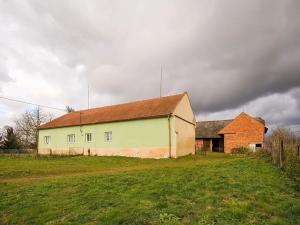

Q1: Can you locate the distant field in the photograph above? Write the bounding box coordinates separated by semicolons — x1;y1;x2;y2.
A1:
0;153;299;225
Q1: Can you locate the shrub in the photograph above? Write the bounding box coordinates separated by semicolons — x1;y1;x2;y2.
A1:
231;147;250;155
255;148;272;158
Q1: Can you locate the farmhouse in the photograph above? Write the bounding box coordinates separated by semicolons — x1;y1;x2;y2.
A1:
38;92;196;158
196;112;268;153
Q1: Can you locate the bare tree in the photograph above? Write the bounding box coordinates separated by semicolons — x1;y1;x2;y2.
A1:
268;127;296;148
14;107;53;149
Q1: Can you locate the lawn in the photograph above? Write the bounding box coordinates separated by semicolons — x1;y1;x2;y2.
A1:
0;153;299;225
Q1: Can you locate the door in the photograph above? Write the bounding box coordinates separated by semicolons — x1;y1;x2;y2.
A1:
203;139;210;151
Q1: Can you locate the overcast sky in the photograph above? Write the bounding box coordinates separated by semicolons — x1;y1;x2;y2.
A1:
0;0;299;132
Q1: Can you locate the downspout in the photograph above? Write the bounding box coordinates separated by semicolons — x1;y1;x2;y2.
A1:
168;114;172;158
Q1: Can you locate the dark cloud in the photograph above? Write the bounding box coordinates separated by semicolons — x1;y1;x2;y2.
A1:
0;0;299;129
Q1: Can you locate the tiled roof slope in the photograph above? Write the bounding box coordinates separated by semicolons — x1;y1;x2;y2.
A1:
39;93;185;129
196;117;265;139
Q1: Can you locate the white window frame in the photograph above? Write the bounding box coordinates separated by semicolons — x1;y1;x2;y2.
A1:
104;131;112;142
85;133;92;143
67;134;75;143
44;136;51;145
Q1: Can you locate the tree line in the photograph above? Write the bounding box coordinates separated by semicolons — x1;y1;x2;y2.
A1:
0;106;75;151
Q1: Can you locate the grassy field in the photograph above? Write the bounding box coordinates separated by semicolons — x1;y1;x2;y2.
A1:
0;153;299;225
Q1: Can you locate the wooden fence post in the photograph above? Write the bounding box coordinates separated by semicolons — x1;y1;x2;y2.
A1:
297;145;299;159
279;140;284;168
271;145;275;165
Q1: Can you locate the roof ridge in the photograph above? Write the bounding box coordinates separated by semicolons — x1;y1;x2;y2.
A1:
197;117;264;124
197;119;233;123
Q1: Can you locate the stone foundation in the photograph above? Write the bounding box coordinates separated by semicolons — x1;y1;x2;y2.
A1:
38;147;175;158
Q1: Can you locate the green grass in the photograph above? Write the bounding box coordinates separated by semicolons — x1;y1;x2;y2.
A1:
0;153;299;225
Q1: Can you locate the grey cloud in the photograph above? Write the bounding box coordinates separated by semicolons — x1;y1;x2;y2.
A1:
0;64;11;83
0;0;300;128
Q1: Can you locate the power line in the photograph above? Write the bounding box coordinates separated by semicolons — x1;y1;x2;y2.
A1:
0;96;65;111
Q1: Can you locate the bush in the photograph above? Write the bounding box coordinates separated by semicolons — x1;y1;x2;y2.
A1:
255;148;272;158
231;147;250;155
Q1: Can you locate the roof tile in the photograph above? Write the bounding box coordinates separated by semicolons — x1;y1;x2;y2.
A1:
40;93;185;129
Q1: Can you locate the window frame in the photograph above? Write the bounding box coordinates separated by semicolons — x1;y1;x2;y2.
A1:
67;134;75;143
104;131;112;142
85;133;92;143
44;136;51;145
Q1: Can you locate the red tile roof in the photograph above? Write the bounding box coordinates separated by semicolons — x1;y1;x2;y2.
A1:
39;93;185;129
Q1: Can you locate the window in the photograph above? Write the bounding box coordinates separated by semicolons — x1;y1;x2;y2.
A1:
104;131;112;142
44;136;51;144
85;133;92;142
67;134;75;143
256;143;262;148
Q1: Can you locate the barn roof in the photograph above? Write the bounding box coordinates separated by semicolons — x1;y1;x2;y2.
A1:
196;117;265;139
39;93;186;129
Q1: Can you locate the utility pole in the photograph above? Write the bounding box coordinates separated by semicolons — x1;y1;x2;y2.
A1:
36;105;40;151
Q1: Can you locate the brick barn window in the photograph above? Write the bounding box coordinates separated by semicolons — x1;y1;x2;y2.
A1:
44;136;51;144
104;131;112;142
67;134;75;143
85;133;92;142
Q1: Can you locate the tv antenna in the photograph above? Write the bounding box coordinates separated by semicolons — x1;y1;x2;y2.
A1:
160;65;163;97
88;84;90;109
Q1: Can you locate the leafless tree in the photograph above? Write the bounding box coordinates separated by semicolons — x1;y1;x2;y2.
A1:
268;127;296;147
14;107;53;149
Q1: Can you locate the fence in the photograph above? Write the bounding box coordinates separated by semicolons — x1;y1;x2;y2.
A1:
263;140;300;190
269;140;300;168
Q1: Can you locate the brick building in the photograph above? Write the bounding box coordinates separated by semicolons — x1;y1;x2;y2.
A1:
195;112;268;153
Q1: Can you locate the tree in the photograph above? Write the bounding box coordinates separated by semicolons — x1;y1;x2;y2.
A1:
66;105;75;113
14;107;53;149
0;126;21;150
268;127;296;147
0;127;4;149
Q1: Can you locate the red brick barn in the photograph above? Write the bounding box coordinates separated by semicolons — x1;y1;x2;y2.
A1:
196;112;268;153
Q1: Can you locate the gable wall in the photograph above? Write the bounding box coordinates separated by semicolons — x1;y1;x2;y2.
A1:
173;94;196;157
220;113;265;153
173;94;195;124
175;117;195;157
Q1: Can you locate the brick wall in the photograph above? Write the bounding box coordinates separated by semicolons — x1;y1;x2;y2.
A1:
196;139;213;151
219;113;265;153
196;139;203;149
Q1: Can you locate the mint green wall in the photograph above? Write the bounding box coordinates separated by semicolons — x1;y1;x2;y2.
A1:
38;116;176;149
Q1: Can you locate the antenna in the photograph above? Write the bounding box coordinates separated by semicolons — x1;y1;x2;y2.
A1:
88;84;90;109
160;65;163;97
